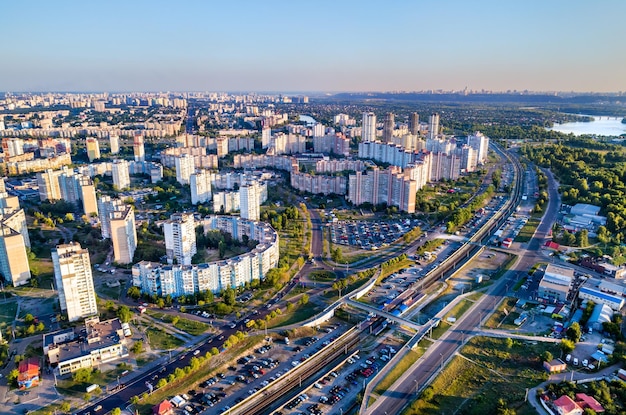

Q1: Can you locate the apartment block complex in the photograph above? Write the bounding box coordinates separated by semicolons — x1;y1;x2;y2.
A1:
133;216;279;298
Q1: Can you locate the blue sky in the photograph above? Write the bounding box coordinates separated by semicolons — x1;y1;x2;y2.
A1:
1;0;624;92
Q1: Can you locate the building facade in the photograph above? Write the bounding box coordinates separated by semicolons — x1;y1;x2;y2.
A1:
52;243;98;322
163;213;197;266
110;205;137;264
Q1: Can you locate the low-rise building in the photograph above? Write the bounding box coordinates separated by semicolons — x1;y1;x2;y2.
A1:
538;264;574;303
45;317;128;376
18;358;40;389
578;277;625;311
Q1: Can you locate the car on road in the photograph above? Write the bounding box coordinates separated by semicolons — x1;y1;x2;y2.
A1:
94;405;103;412
573;357;579;366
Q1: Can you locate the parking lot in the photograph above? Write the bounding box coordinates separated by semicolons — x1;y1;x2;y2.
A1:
330;219;421;250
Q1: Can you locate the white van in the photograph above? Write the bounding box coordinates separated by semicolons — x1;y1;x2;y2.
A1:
573;357;579;366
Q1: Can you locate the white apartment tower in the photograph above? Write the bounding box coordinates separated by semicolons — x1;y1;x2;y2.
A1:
37;169;62;201
175;154;195;185
428;113;440;140
111;159;130;190
52;242;98;322
109;134;120;155
110;205;137;264
98;196;123;239
362;112;377;142
467;132;490;164
133;134;145;162
240;182;261;221
190;169;213;205
163;213;197;265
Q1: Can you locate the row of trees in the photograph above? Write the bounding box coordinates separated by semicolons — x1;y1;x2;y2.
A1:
446;185;495;233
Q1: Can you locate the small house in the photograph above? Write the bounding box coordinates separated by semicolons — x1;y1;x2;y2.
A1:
543;358;567;373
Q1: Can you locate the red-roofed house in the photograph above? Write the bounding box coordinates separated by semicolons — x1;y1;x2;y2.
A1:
545;241;560;250
575;393;604;413
17;358;40;389
152;399;173;415
553;395;583;415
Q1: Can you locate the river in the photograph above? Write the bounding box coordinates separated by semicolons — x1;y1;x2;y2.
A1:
546;115;626;137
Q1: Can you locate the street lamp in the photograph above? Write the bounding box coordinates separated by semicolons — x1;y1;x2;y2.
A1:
439;353;444;370
413;379;419;394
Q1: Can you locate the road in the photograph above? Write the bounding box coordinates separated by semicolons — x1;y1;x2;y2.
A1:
364;156;560;415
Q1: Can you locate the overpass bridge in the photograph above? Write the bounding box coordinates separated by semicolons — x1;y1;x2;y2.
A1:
344;299;422;331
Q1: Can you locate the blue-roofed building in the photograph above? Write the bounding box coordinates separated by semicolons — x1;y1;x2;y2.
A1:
578;277;626;311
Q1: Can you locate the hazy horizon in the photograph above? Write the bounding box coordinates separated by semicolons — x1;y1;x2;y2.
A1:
2;0;624;93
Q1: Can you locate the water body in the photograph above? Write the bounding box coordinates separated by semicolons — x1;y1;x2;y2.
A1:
547;115;626;137
299;115;317;125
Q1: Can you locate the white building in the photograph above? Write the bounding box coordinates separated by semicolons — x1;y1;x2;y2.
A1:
362;112;377;142
163;213;197;266
175;154;195;185
110;205;137;264
133;216;279;297
428;113;440;140
467;132;489;164
240;182;261;221
111;159;130;190
52;242;98;322
190;169;213;205
109;134;120;155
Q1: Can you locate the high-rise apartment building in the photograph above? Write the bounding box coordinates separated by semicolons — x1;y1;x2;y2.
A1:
109;134;120;155
98;196;123;239
111;159;130;190
175;154;195;185
347;166;419;213
467;132;490;164
240;182;261;221
190;169;213;205
428;113;440;140
86;138;100;162
110;205;137;264
163;213;196;265
383;113;395;143
78;176;98;216
409;112;420;135
133;134;145;162
362;112;377;142
52;243;98;322
0;208;31;287
37;169;62;201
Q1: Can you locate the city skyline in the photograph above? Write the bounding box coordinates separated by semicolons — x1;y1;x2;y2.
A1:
1;0;625;93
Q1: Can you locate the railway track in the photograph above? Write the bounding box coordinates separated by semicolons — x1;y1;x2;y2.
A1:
227;328;361;415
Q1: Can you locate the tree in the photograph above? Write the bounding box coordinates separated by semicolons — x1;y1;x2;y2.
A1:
156;378;167;389
72;368;93;383
127;286;141;300
222;288;236;306
566;322;582;343
560;339;575;354
299;293;309;305
111;408;121;415
156;298;165;308
541;351;553;363
60;401;71;413
130;340;144;354
117;305;133;323
130;395;140;405
24;314;35;325
421;386;435;401
83;393;92;402
7;369;19;385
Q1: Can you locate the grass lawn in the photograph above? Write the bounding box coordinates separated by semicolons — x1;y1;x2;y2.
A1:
466;292;484;302
373;350;420;395
308;270;336;282
484;297;519;329
56;363;132;397
402;336;553;415
514;218;541;242
443;299;473;323
146;327;184;350
267;302;323;328
0;301;17;331
174;318;208;336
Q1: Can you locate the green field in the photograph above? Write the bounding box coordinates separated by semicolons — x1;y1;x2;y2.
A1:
174;318;209;336
267;302;323;328
402;336;553;415
146;327;184;350
373;349;421;395
514;218;541;242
